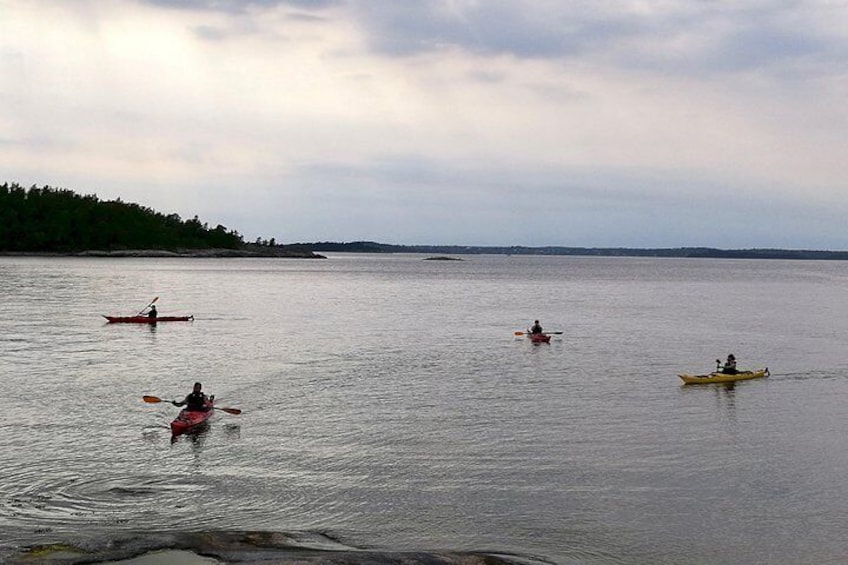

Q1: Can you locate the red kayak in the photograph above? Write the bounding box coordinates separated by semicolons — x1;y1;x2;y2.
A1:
529;333;551;343
170;401;214;436
103;315;194;324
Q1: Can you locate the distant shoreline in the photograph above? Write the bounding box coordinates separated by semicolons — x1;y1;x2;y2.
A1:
302;241;848;260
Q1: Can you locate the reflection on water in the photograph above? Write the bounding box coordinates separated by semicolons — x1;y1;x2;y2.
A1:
170;423;210;446
141;429;164;442
222;423;241;440
713;382;738;431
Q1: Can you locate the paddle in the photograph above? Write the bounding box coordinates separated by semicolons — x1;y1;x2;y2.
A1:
714;359;742;375
142;395;242;415
136;296;159;316
514;330;563;336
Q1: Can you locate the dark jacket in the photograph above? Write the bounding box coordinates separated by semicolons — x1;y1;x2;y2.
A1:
176;391;209;411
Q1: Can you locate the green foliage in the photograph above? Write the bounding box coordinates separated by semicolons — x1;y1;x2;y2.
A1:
0;183;244;252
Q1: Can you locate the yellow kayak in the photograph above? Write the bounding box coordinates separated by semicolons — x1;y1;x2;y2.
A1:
678;368;769;385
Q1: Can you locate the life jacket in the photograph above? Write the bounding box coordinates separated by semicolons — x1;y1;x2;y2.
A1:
185;391;208;411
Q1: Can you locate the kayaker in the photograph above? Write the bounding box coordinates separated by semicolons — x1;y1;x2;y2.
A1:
719;354;738;374
173;382;211;411
530;320;543;334
147;304;158;319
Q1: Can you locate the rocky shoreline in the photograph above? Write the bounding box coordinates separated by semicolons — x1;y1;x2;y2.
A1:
0;247;325;259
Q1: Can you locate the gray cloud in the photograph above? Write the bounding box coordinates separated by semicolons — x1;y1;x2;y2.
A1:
136;1;848;77
138;0;339;12
346;1;845;80
349;2;638;58
701;25;826;72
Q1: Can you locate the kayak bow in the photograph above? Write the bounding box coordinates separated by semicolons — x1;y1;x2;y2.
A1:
170;401;214;435
529;333;551;343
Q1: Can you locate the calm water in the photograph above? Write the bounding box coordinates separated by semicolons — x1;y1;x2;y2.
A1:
2;254;848;564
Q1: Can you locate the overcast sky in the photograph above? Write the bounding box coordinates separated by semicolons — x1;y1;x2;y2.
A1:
3;1;848;248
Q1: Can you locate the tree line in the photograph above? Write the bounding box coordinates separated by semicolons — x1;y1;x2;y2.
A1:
304;240;848;260
0;183;244;252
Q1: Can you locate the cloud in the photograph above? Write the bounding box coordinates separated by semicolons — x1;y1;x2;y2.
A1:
348;1;630;58
348;1;847;79
138;0;340;14
3;0;848;248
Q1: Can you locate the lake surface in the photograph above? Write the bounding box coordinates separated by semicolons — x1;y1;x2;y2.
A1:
2;254;848;564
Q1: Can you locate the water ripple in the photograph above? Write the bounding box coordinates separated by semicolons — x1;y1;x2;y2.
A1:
5;256;848;565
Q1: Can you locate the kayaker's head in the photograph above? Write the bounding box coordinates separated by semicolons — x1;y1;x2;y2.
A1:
728;354;735;360
193;382;202;392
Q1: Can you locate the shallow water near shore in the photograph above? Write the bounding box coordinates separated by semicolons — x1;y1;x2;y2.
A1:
3;254;848;564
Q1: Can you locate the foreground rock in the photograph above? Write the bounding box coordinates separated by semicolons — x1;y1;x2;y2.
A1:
7;530;545;565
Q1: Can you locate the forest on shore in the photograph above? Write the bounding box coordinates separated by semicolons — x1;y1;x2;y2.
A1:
0;183;319;257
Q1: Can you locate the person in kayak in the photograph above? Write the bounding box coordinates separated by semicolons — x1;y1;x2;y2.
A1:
147;304;158;319
530;320;544;334
718;354;738;374
173;382;212;411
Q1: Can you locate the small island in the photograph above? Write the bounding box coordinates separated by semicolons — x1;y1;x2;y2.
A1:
424;256;463;261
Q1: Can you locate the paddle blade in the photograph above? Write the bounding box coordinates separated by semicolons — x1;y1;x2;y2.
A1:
218;407;242;415
142;395;163;403
514;331;525;336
